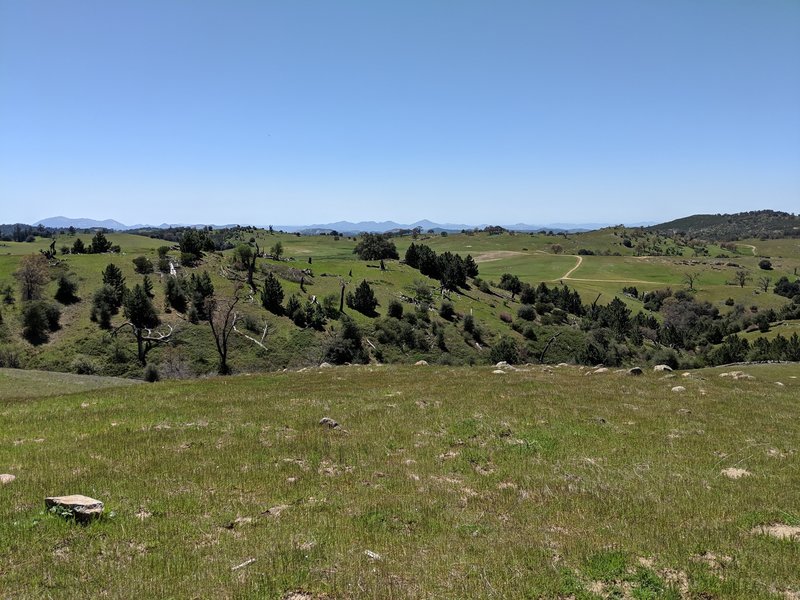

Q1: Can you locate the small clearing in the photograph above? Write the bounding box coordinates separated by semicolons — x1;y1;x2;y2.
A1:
472;250;527;263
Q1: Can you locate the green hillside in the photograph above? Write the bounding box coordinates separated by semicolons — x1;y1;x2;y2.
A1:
647;210;800;241
1;225;799;380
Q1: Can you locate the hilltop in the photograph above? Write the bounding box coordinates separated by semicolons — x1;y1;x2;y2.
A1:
647;210;800;241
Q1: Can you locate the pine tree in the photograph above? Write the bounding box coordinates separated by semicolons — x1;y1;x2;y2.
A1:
102;263;126;307
260;272;284;314
346;280;378;315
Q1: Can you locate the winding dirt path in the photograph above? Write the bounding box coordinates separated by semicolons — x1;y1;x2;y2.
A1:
558;255;583;279
739;244;757;256
551;254;662;285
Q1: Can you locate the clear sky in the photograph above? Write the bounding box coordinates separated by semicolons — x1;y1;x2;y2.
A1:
1;1;799;226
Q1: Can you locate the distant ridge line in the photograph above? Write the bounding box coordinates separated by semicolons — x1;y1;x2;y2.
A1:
32;215;657;234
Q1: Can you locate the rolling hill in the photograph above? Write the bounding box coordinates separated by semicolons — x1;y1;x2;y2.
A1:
647;210;800;241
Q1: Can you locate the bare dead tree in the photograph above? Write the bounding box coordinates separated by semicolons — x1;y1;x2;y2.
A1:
539;332;563;364
114;323;173;366
206;287;241;375
113;283;173;365
758;276;771;293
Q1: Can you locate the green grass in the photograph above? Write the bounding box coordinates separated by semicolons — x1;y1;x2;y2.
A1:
0;229;798;378
1;364;799;598
0;368;140;399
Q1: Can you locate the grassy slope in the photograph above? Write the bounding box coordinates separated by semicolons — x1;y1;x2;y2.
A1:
1;364;799;599
0;230;798;377
0;368;140;400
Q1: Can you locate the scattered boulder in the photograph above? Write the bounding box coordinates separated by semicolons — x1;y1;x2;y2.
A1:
495;361;509;368
319;417;339;429
627;367;643;376
719;371;754;380
0;474;16;485
45;495;104;522
654;364;673;372
492;369;506;374
318;362;332;368
671;386;686;393
414;360;428;366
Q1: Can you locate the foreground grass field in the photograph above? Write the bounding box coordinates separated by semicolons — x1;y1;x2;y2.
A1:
2;364;799;598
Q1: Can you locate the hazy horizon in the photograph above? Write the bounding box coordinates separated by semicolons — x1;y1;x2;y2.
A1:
2;2;799;225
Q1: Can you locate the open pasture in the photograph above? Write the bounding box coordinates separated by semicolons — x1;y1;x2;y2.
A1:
1;364;799;598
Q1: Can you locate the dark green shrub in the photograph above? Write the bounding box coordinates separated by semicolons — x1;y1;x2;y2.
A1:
133;256;154;274
71;356;97;375
387;299;404;319
54;274;79;304
22;301;59;345
164;278;188;312
463;314;475;333
517;304;536;321
144;364;160;382
260;272;284;314
490;336;521;364
346;280;378;315
439;301;455;321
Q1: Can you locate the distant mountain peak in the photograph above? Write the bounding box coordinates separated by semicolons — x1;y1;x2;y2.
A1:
34;216;132;230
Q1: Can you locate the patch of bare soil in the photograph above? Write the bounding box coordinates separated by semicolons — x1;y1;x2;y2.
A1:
752;524;800;540
472;250;526;263
720;467;751;479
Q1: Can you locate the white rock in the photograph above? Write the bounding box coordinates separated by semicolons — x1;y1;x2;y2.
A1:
0;474;16;485
671;386;686;393
45;494;104;521
492;369;505;374
414;360;428;366
654;364;673;372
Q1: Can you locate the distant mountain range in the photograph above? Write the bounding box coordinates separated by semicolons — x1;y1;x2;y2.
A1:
34;216;656;234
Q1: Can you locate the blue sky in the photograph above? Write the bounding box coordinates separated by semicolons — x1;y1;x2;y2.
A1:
1;1;798;226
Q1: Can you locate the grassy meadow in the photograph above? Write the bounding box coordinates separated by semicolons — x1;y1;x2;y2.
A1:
1;363;799;598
